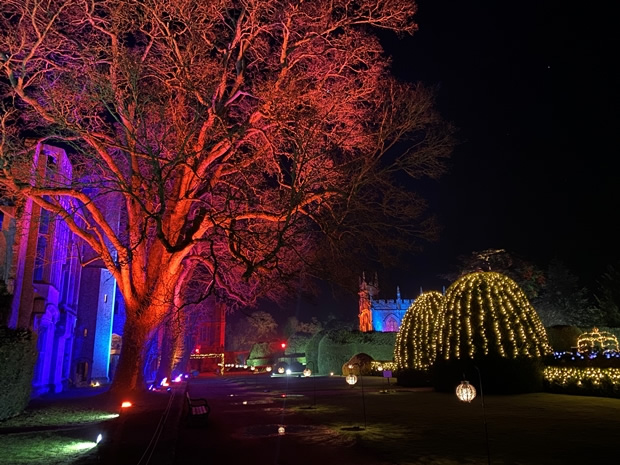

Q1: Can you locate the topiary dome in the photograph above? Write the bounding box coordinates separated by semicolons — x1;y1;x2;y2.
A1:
434;272;552;361
394;291;444;371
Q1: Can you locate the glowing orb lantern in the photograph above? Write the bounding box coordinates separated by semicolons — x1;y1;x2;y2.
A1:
456;381;477;403
346;374;358;386
266;366;272;372
278;367;285;374
303;368;312;377
285;368;292;375
278;426;285;435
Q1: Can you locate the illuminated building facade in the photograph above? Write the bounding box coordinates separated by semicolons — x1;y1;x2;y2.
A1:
358;273;415;332
0;143;124;394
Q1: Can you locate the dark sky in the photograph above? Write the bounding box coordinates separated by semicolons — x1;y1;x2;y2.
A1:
375;1;618;293
279;1;619;324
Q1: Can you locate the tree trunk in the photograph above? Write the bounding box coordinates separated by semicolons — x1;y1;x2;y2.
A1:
155;319;174;384
109;312;149;395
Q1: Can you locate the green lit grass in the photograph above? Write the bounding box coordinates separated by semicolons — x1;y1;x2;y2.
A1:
0;432;98;465
0;401;118;465
0;406;118;429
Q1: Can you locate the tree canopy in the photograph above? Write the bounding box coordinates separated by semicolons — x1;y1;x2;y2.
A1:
0;0;452;392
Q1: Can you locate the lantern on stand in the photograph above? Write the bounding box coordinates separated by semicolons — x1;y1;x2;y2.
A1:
456;380;477;402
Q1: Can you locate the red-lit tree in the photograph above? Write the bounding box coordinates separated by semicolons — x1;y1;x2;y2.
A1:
0;0;452;392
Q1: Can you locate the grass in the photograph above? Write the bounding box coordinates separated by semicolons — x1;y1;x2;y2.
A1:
0;393;119;465
287;387;620;464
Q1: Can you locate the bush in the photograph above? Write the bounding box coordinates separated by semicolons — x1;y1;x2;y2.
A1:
286;332;313;356
342;353;374;376
317;330;396;375
0;327;37;421
395;368;433;387
432;355;544;394
545;325;583;351
543;366;620;398
305;330;326;374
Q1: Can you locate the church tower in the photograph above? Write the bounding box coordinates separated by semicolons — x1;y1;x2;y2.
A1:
358;272;378;332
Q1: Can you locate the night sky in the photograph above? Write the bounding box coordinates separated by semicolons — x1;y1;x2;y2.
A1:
287;1;620;323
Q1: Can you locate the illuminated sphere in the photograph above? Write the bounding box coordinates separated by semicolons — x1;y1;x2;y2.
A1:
277;366;285;374
303;368;312;377
394;291;444;371
455;380;477;402
346;374;358;385
434;272;552;361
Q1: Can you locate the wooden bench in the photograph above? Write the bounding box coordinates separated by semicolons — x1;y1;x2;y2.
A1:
185;391;210;424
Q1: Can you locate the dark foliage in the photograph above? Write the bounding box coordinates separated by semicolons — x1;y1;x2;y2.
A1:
395;368;433;387
431;355;544;394
0;327;37;420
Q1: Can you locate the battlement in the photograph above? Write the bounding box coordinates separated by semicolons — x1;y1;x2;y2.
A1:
372;298;414;305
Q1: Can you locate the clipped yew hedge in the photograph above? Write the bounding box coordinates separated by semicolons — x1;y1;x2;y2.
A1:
0;327;37;420
317;329;396;375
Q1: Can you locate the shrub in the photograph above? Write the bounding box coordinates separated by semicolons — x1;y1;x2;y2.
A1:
0;327;37;421
394;291;443;371
317;330;396;375
545;325;583;351
432;355;544;394
305;330;327;374
342;353;374;376
431;272;551;394
543;366;620;398
395;368;433;387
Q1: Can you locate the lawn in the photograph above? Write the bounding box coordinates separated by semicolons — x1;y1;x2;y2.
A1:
287;385;620;464
0;393;119;465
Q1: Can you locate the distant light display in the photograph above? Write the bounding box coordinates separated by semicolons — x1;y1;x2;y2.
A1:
543;366;620;388
434;272;552;361
577;328;619;354
394;291;444;370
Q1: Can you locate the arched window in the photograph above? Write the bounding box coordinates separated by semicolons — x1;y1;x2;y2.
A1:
384;315;399;332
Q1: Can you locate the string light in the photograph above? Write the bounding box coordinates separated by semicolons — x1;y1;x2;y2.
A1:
434;272;552;361
394;291;444;370
544;366;620;389
577;328;619;354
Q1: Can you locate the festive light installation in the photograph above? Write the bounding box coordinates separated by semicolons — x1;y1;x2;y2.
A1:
434;272;552;361
394;291;444;370
455;380;477;402
543;366;620;386
577;328;619;354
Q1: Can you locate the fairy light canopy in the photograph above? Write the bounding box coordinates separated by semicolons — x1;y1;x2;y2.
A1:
394;291;444;371
577;328;619;354
434;272;552;361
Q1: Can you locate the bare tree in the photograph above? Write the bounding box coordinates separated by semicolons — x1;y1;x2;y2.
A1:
0;0;452;392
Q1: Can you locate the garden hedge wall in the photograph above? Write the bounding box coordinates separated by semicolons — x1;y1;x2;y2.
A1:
0;327;37;421
316;330;396;375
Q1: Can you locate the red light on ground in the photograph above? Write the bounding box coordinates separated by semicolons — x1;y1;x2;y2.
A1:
280;343;286;349
121;401;132;408
195;348;200;354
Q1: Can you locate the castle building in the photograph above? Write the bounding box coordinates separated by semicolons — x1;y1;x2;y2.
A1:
1;142;226;394
0;143;124;393
358;273;415;332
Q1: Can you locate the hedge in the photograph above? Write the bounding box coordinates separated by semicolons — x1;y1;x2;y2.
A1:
317;330;396;375
0;327;37;421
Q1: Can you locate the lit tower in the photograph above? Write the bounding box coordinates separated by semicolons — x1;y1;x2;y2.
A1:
358;272;378;332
